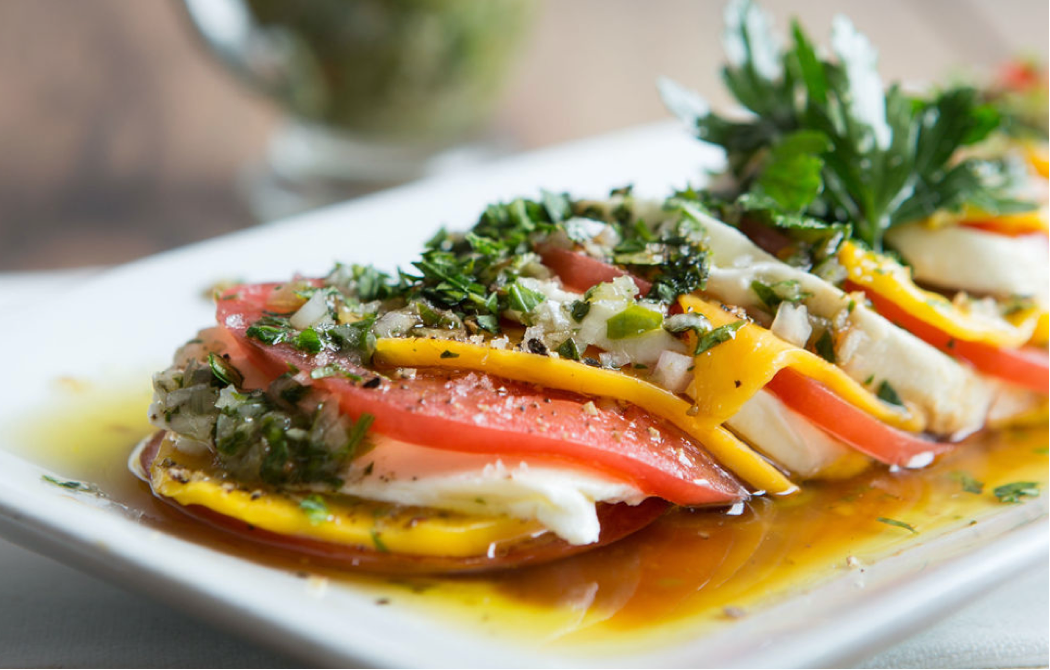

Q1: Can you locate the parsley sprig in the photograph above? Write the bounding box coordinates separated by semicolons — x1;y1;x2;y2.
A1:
660;0;1035;251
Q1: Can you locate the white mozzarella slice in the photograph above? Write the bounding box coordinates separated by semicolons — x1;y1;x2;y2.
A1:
339;438;646;546
683;204;996;436
887;223;1049;309
725;390;862;478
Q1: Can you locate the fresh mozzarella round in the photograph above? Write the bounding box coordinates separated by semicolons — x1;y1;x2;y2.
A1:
887;223;1049;309
334;435;646;546
725;390;869;479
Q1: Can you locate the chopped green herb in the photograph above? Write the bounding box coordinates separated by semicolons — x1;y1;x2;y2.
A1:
814;330;836;364
310;364;362;382
556;338;581;360
300;494;329;525
246;324;288;345
993;481;1039;503
606;305;664;339
876;380;905;407
751;279;812;311
877;517;918;534
208;352;244;387
950;471;984;494
370;528;389;553
695;321;746;355
41;475;103;496
294;327;322;354
439;350;460;359
541;189;572;223
665;311;713;336
864;374;875;385
570;299;591;322
507;281;546;316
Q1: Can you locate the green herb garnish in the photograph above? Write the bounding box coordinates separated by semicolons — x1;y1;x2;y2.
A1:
877;517;918;534
300;495;330;525
41;475;104;496
556;338;582;360
208;352;244;387
695;320;746;355
370;528;389;553
950;471;984;495
660;1;1035;251
752;279;812;311
814;330;836;364
876;380;904;407
993;481;1039;503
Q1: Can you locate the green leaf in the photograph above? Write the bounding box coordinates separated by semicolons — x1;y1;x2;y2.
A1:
876;380;904;407
751;279;812;311
659;8;1037;252
507;281;546;316
41;475;103;496
208;352;244;387
541;189;572;223
606;305;664;340
300;494;329;525
570;299;591;322
877;517;918;534
754;130;831;212
695;320;746;355
814;329;836;364
993;481;1039;503
310;364;362;382
949;471;984;495
294;327;322;354
370;528;389;553
556;338;581;360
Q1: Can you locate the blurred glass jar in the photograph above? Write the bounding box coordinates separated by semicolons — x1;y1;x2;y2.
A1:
183;0;534;215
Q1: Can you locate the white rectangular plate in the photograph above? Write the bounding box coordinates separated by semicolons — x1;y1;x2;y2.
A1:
0;122;1045;668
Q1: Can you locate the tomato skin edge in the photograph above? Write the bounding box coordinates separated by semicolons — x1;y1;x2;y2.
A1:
848;281;1049;394
765;369;956;467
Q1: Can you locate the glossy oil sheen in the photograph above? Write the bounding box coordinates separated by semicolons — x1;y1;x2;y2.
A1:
14;382;1049;652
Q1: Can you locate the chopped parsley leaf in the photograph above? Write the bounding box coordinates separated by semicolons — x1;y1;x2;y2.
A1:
814;330;836;364
950;471;984;494
877;517;918;534
876;380;905;407
993;481;1039;503
300;495;329;525
695;320;746;355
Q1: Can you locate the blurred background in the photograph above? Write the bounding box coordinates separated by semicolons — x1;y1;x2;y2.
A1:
0;0;1046;272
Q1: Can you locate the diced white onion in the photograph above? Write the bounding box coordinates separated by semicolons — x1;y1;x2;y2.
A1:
771;302;812;348
374;310;418;338
290;290;329;330
650;350;694;394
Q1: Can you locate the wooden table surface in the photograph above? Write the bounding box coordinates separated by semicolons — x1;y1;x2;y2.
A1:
0;0;1045;272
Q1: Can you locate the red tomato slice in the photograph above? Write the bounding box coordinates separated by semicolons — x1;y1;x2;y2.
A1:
538;245;652;295
540;251;964;466
765;369;956;466
849;281;1049;394
218;284;746;506
139;432;669;574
